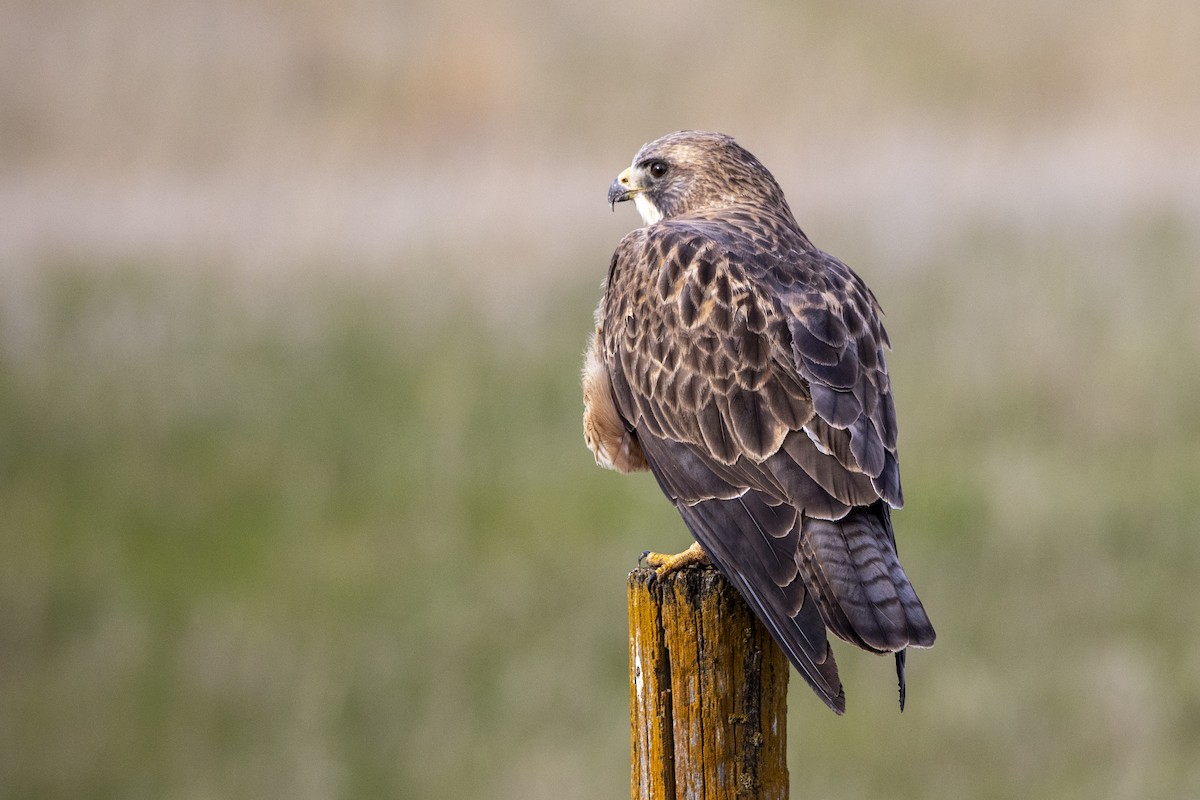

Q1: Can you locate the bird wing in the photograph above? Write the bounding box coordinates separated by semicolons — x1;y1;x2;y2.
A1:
601;220;933;712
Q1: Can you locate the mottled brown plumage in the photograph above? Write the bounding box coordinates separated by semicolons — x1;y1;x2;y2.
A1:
582;131;935;714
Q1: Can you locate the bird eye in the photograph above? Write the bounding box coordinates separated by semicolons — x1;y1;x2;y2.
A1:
646;160;668;179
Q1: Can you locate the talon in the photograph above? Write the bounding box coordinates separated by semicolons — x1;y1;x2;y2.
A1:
641;541;709;579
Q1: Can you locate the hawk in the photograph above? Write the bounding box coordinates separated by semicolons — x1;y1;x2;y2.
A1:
582;130;935;714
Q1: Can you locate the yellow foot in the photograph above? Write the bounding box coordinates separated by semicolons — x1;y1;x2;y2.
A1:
641;541;710;580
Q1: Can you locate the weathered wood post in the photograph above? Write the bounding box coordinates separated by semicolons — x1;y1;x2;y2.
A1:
628;565;790;800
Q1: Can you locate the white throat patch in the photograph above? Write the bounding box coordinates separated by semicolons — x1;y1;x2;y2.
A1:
634;193;663;226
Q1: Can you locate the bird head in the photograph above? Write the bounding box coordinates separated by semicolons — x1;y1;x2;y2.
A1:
608;130;790;226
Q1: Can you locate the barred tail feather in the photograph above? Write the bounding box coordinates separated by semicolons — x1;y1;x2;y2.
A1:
800;501;935;653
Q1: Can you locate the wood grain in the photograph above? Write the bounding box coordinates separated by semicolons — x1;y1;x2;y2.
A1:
628;566;789;800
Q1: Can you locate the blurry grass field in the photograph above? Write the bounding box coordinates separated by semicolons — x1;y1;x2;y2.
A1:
1;264;646;798
2;210;1198;799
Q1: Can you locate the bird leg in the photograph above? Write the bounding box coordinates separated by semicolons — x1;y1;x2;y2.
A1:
642;541;711;579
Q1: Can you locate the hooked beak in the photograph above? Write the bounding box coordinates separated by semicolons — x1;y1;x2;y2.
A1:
608;167;635;210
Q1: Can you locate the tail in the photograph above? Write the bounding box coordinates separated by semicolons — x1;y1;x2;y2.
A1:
799;501;935;703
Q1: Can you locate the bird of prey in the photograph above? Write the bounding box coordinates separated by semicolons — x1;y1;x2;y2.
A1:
582;130;935;714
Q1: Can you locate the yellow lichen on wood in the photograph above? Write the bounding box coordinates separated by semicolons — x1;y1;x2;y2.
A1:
628;566;789;800
628;569;675;799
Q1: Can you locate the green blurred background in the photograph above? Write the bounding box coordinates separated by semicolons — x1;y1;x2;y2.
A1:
2;1;1199;798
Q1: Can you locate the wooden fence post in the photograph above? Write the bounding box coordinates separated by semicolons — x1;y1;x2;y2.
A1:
628;565;790;800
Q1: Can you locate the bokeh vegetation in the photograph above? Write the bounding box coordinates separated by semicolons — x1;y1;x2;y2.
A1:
2;1;1199;798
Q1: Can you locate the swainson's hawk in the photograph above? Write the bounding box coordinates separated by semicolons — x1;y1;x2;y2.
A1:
583;130;935;714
